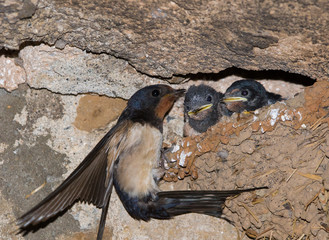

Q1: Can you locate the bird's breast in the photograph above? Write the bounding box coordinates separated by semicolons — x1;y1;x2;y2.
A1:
115;123;162;197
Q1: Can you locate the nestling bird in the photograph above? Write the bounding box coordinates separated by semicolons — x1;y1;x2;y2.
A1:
223;79;283;114
183;84;229;135
17;84;265;240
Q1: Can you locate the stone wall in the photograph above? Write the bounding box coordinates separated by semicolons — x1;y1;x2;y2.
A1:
0;0;328;239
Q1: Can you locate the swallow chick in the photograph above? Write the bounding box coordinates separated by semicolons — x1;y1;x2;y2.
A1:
17;84;265;240
183;84;229;135
223;79;283;114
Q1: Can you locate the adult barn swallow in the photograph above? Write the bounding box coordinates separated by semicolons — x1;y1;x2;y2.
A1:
223;79;283;114
17;84;265;240
183;84;229;135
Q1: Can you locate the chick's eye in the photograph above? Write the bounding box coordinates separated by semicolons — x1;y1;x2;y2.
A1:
152;89;160;97
206;95;212;102
241;90;248;96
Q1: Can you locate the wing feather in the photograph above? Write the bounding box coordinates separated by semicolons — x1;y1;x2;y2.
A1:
17;120;131;230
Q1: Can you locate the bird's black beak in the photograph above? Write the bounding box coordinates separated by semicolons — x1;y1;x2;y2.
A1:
173;88;186;98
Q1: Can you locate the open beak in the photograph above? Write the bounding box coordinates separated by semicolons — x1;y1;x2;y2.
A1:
188;103;213;116
223;97;248;103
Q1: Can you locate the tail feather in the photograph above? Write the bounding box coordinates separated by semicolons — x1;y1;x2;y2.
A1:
152;187;266;218
267;92;284;104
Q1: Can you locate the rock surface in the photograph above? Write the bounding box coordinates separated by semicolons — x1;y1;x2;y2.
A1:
19;44;166;98
0;0;328;239
1;0;328;79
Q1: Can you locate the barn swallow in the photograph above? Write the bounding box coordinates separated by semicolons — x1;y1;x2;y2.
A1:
223;79;283;114
17;84;266;240
183;84;229;135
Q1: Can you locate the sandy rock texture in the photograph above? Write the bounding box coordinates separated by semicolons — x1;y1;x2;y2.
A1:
0;55;26;91
1;0;328;79
18;44;166;98
1;0;329;240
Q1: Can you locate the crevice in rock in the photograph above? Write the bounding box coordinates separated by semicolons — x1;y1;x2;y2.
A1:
0;41;46;56
18;40;46;51
0;48;19;58
181;67;316;86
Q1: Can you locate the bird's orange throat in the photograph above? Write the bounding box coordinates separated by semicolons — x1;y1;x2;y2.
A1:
154;94;176;120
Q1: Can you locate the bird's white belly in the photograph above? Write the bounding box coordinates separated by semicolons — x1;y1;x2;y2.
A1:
116;123;162;197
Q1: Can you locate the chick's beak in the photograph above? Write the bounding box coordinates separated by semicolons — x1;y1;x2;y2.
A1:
223;97;248;103
188;103;213;116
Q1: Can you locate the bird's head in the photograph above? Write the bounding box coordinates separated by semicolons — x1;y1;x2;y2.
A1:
223;79;267;112
184;85;221;121
126;85;185;122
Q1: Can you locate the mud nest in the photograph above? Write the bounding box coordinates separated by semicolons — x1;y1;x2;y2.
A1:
163;81;329;239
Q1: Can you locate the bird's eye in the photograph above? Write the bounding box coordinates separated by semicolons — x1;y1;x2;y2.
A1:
206;95;212;102
152;89;160;97
241;90;248;96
